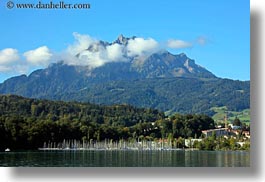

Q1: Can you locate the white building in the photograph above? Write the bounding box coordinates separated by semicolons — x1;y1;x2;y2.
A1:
202;128;228;137
228;124;241;130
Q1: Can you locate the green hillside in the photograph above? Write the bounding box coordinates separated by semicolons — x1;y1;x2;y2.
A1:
211;106;250;124
0;94;215;150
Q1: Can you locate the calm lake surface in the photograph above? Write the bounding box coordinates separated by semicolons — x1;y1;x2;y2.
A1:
0;150;250;167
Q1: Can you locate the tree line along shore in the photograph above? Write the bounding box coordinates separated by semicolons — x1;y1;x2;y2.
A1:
0;95;250;151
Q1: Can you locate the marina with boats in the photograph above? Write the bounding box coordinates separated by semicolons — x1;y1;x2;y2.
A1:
38;139;181;151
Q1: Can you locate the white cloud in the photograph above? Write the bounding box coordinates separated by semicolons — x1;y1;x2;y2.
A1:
77;50;106;68
64;33;127;68
0;59;28;75
64;34;161;68
1;33;210;78
106;43;125;61
74;36;160;68
0;48;22;74
167;39;193;49
127;38;159;57
0;48;19;65
23;46;52;66
67;32;96;56
63;32;106;68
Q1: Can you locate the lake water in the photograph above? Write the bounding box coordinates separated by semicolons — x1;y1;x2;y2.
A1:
0;150;250;167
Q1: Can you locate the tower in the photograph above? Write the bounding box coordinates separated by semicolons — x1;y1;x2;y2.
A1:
224;114;228;129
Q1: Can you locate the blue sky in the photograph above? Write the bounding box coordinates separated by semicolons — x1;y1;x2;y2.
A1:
0;0;250;82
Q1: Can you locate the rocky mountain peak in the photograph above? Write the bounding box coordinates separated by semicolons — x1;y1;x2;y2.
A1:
113;34;136;45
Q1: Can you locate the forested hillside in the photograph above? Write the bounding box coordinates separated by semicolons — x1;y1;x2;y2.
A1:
0;95;215;150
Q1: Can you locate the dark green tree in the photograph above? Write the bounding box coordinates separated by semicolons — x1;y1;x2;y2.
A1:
233;117;242;126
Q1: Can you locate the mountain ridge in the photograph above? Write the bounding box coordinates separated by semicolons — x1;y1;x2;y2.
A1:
0;35;249;115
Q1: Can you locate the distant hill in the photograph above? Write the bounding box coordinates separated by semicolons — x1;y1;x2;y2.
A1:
0;94;164;149
0;35;249;115
0;94;218;150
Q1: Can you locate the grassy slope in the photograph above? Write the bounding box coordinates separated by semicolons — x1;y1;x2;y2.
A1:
211;106;250;125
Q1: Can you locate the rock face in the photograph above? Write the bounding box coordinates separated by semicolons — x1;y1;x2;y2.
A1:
0;35;249;114
131;51;215;78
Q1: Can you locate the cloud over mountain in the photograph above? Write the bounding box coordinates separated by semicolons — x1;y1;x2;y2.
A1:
127;37;159;57
106;43;125;61
23;46;52;66
0;48;19;65
0;48;20;72
63;33;160;68
66;32;96;56
0;33;207;76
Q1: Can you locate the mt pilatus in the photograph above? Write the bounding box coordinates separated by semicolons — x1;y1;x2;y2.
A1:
0;35;249;115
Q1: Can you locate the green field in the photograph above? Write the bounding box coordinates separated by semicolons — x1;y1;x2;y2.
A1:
211;106;250;125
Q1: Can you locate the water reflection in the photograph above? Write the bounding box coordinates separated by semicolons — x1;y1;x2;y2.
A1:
0;150;250;167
